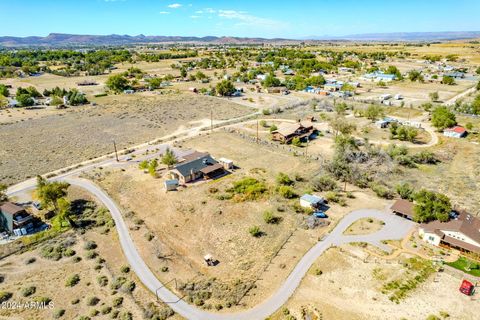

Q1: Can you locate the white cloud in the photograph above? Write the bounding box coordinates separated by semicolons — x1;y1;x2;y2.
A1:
217;10;285;30
204;8;216;14
167;3;182;9
159;11;170;14
190;15;200;19
195;10;203;14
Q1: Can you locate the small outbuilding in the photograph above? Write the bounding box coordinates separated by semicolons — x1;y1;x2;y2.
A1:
300;194;325;209
164;179;179;191
218;158;234;170
443;126;467;138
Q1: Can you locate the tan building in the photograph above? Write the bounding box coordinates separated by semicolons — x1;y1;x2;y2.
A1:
271;122;316;144
419;211;480;254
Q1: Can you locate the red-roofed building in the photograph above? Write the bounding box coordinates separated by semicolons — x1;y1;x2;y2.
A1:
443;126;467;138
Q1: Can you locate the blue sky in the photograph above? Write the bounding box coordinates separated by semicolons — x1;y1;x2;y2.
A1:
0;0;479;38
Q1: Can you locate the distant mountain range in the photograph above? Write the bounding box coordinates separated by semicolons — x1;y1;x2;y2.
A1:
1;32;479;47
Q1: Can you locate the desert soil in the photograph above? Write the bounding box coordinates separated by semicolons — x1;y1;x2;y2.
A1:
0;93;251;185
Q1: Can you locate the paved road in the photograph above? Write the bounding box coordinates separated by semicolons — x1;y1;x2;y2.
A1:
9;177;414;320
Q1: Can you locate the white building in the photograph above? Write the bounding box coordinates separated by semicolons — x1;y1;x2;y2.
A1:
419;211;480;254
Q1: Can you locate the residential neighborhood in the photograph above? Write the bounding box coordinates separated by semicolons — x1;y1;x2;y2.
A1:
1;1;480;320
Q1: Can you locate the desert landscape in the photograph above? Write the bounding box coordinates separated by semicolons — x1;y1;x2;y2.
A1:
1;3;480;319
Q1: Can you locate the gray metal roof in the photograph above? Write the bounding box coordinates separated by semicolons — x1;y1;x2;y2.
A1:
173;154;218;177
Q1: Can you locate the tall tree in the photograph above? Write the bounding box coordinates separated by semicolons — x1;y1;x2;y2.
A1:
36;176;70;213
0;184;8;202
105;74;129;93
431;106;456;131
215;80;236;96
161;148;177;168
413;189;451;223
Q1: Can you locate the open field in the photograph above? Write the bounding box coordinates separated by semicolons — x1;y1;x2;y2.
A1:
269;247;480;320
398;136;480;214
0;188;179;320
89;131;388;311
0;93;251;185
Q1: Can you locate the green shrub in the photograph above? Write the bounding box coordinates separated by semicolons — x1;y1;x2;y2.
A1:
125;281;136;293
86;296;100;306
276;172;294;186
112;296;124;307
278;185;297;199
231;177;267;201
53;309;65;318
34;296;51;304
248;226;263;237
21;286;36;297
97;275;108;287
371;183;394;199
0;291;12;302
312;175;338;192
64;248;76;257
65;274;80;287
85;251;98;259
120;266;130;273
111;277;127;290
84;241;97;250
71;298;80;305
101;306;112;314
263;210;280;224
325;191;340;203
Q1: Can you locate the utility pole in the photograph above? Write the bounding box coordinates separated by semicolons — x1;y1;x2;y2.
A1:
210;109;213;133
256;120;259;143
113;140;119;162
305;137;309;158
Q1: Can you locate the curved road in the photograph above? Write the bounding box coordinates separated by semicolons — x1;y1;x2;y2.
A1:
9;177;413;320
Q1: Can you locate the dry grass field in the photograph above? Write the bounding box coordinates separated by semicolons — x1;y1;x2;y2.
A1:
269;247;480;320
343;218;384;235
396;136;480;214
0;93;251;185
0;188;179;320
89;131;387;310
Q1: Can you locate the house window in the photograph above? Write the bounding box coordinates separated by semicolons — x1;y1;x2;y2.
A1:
428;236;435;242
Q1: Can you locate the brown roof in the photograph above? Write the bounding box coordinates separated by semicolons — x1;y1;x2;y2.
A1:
442;235;480;254
199;163;224;175
391;199;414;217
0;202;25;216
181;151;209;162
273;122;314;137
421;211;480;246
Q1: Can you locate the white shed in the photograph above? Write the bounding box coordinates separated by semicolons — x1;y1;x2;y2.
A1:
218;158;234;169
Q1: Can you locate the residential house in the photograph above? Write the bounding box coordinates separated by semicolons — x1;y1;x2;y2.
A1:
0;202;33;233
362;71;397;82
391;199;415;220
419;211;480;254
300;194;325;210
443;126;467;138
324;83;343;92
169;152;226;184
271;122;317;144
